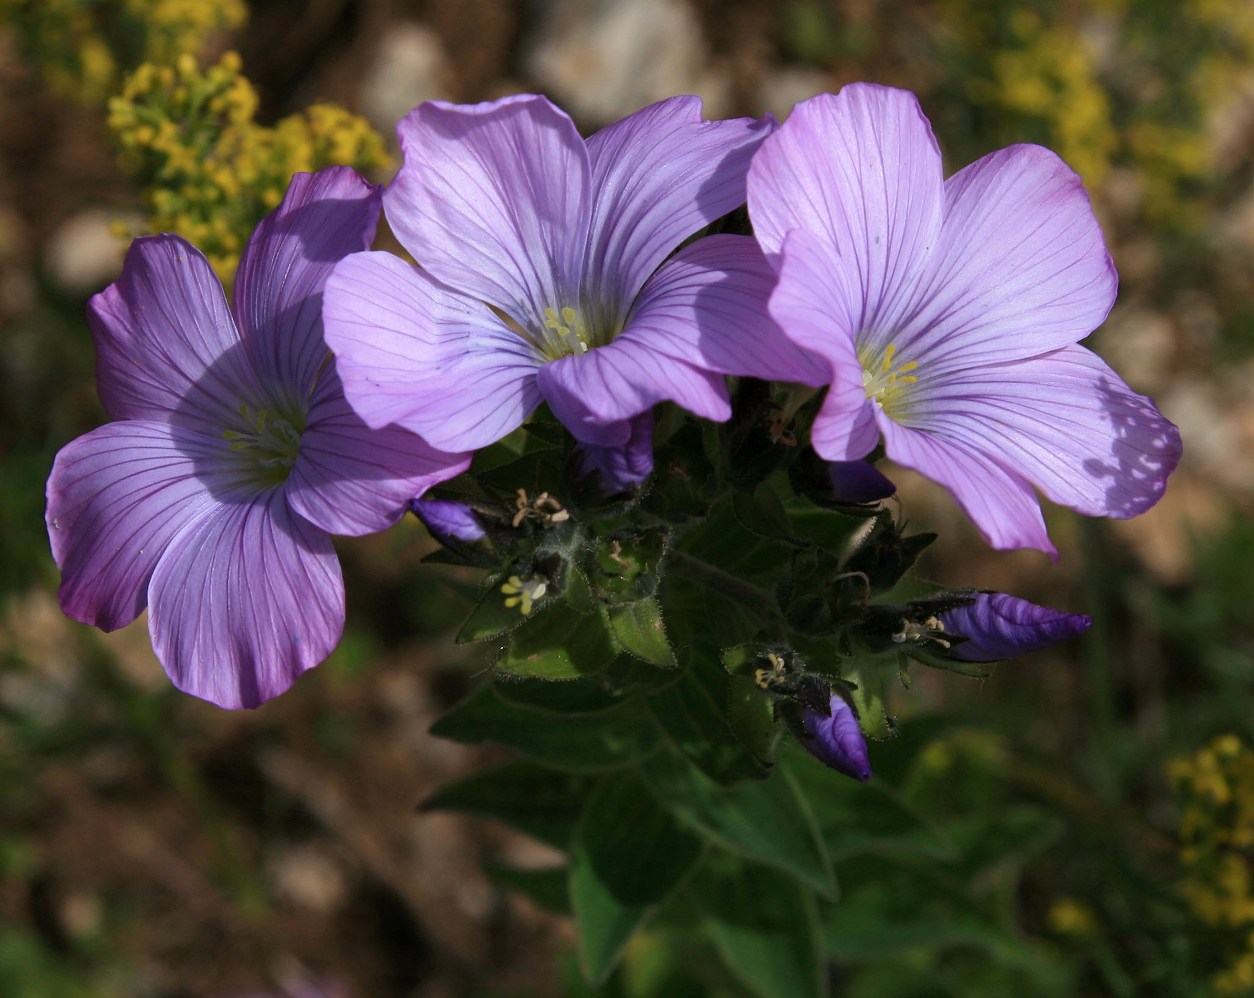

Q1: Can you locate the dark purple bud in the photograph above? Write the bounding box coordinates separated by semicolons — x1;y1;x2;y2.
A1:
828;460;896;504
410;498;486;544
798;693;871;781
576;410;654;494
940;592;1092;662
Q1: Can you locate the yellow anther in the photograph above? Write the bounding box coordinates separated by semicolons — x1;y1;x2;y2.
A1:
501;575;546;615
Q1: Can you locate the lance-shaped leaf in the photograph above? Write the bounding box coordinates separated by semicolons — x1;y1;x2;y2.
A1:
689;855;826;998
642;750;836;898
499;603;621;679
606;597;676;667
569;773;704;985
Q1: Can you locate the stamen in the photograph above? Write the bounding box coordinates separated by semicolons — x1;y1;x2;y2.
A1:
860;342;921;418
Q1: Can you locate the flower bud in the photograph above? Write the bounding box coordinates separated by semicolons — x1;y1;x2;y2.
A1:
827;459;896;504
940;592;1091;662
796;693;872;782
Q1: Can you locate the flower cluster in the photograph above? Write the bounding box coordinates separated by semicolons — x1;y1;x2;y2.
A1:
49;83;1180;781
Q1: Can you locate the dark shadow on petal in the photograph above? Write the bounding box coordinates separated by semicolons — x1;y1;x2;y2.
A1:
1084;373;1182;518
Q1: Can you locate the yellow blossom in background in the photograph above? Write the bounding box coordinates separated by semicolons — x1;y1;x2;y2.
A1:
1170;735;1254;995
0;0;246;103
109;52;391;283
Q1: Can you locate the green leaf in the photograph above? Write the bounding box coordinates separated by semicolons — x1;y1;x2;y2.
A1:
690;856;825;998
499;604;620;679
731;481;799;545
607;598;676;667
488;863;571;915
645;661;767;785
430;685;664;772
493;675;625;714
842;660;896;740
642;750;836;898
422;762;593;849
570;773;704;984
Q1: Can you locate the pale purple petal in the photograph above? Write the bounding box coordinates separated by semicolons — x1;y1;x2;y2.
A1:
148;493;343;710
748;84;944;339
827;460;896;504
768;229;878;459
88;235;256;424
625;234;827;385
798;694;871;782
575;410;654;493
46;420;223;630
537;335;730;445
285;369;472;537
584;96;774;317
385;95;592;324
941;593;1092;662
233;167;381;391
323;250;543;451
901;144;1117;370
877;417;1055;555
919;345;1181;520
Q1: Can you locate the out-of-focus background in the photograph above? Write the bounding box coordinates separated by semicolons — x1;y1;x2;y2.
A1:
1;1;1252;995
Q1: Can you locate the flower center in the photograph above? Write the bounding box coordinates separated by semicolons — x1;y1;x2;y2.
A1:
222;401;305;488
859;343;919;419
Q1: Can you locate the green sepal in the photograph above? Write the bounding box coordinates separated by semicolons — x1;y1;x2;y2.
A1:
429;685;664;773
606;597;676;667
842;660;896;741
456;573;529;643
726;674;781;766
905;643;997;678
842;511;937;594
569;773;704;985
642;750;836;899
689;854;826;998
420;761;593;849
590;525;669;604
497;603;621;680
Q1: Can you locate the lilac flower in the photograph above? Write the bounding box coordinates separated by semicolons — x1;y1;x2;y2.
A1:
796;694;872;782
940;592;1092;662
46;168;470;709
411;498;487;545
322;95;825;453
748;84;1181;555
576;411;655;494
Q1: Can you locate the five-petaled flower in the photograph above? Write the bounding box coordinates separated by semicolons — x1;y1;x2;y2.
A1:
321;94;824;457
748;82;1181;555
45;168;469;709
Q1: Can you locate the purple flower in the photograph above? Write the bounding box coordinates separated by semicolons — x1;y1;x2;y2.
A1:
46;168;470;709
796;694;872;782
748;84;1181;555
576;411;655;494
322;95;825;452
941;592;1092;662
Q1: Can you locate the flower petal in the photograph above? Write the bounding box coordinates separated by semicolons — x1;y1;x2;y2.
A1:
537;335;730;445
627;234;828;385
323;250;543;451
286;369;472;537
386;94;591;324
748;84;944;338
903;144;1117;370
584;96;773;317
919;345;1181;520
88;234;254;423
46;420;222;630
233;167;382;392
768;229;879;459
941;592;1091;662
148;493;344;709
877;416;1055;555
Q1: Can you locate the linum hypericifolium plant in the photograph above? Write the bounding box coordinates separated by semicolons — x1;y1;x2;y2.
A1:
47;81;1180;996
